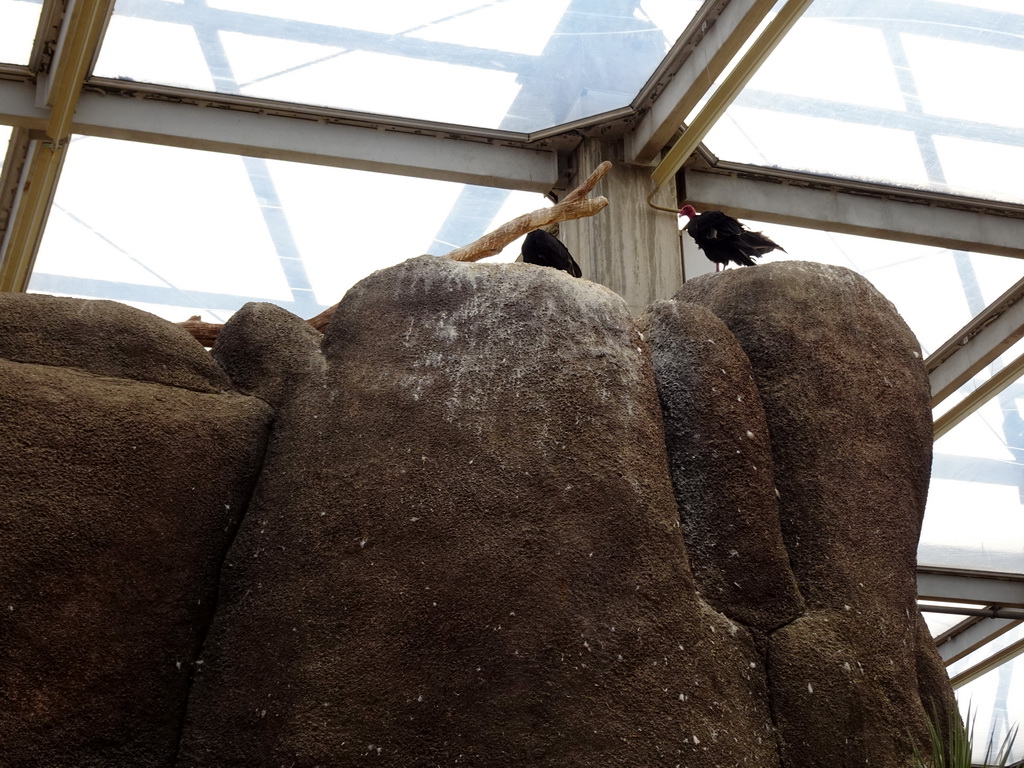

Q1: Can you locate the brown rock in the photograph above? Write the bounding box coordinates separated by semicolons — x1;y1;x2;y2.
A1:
212;301;325;409
674;261;942;768
179;256;778;768
0;292;231;392
0;295;271;767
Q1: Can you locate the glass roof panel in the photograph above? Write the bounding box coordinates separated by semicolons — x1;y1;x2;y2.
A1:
949;633;1024;765
0;0;42;65
702;0;1024;204
28;135;548;324
924;396;1024;574
95;0;701;131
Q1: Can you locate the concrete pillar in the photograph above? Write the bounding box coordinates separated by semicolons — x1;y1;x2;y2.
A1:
558;139;684;315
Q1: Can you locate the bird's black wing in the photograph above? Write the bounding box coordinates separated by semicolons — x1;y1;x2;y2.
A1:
522;230;582;278
686;210;782;267
687;211;745;243
685;211;742;264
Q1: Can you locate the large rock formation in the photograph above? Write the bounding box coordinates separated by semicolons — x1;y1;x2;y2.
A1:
0;258;956;768
178;257;777;767
0;294;272;767
653;262;956;767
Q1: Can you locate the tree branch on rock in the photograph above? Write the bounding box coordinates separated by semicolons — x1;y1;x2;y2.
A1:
180;161;613;343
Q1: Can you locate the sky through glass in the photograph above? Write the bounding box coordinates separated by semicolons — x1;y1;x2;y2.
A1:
95;0;701;132
703;0;1024;204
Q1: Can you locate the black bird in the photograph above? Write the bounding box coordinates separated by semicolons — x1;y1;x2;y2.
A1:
521;229;582;278
679;205;785;272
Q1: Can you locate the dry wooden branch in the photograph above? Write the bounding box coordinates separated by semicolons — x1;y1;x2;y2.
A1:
307;305;335;333
177;316;223;347
561;160;613;205
446;160;612;263
445;198;606;263
179;161;614;343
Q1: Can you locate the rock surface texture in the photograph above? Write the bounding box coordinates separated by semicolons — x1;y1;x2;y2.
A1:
178;257;776;767
0;258;955;768
662;262;956;768
0;294;272;767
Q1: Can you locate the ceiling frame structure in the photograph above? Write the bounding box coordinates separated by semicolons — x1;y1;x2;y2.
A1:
1;0;1023;706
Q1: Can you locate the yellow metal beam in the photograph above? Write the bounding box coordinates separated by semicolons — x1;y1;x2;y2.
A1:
650;0;815;193
0;0;115;292
0;140;66;292
932;351;1024;440
43;0;116;142
627;0;777;165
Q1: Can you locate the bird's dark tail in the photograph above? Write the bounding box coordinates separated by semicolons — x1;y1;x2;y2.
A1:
730;249;759;267
737;231;786;259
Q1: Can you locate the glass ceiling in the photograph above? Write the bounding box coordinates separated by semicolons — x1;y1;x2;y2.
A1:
29;135;547;322
0;0;41;65
703;0;1024;204
927;392;1024;575
94;0;702;132
948;621;1024;765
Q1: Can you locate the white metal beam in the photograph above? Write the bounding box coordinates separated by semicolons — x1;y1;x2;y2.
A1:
926;274;1024;407
626;0;777;166
0;0;115;292
933;616;1021;664
683;168;1024;259
917;568;1024;608
0;78;559;192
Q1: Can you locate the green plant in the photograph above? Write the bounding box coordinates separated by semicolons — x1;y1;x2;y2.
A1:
913;702;1019;768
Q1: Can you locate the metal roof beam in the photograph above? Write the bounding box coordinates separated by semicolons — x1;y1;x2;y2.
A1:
0;126;33;242
926;274;1024;407
0;138;66;292
932;615;1021;664
917;567;1024;608
683;167;1024;258
949;635;1024;690
650;0;815;189
0;78;559;192
0;0;115;292
931;348;1024;439
626;0;778;166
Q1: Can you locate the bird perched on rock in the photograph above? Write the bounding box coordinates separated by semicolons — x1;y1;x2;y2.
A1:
522;229;582;278
679;205;785;272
